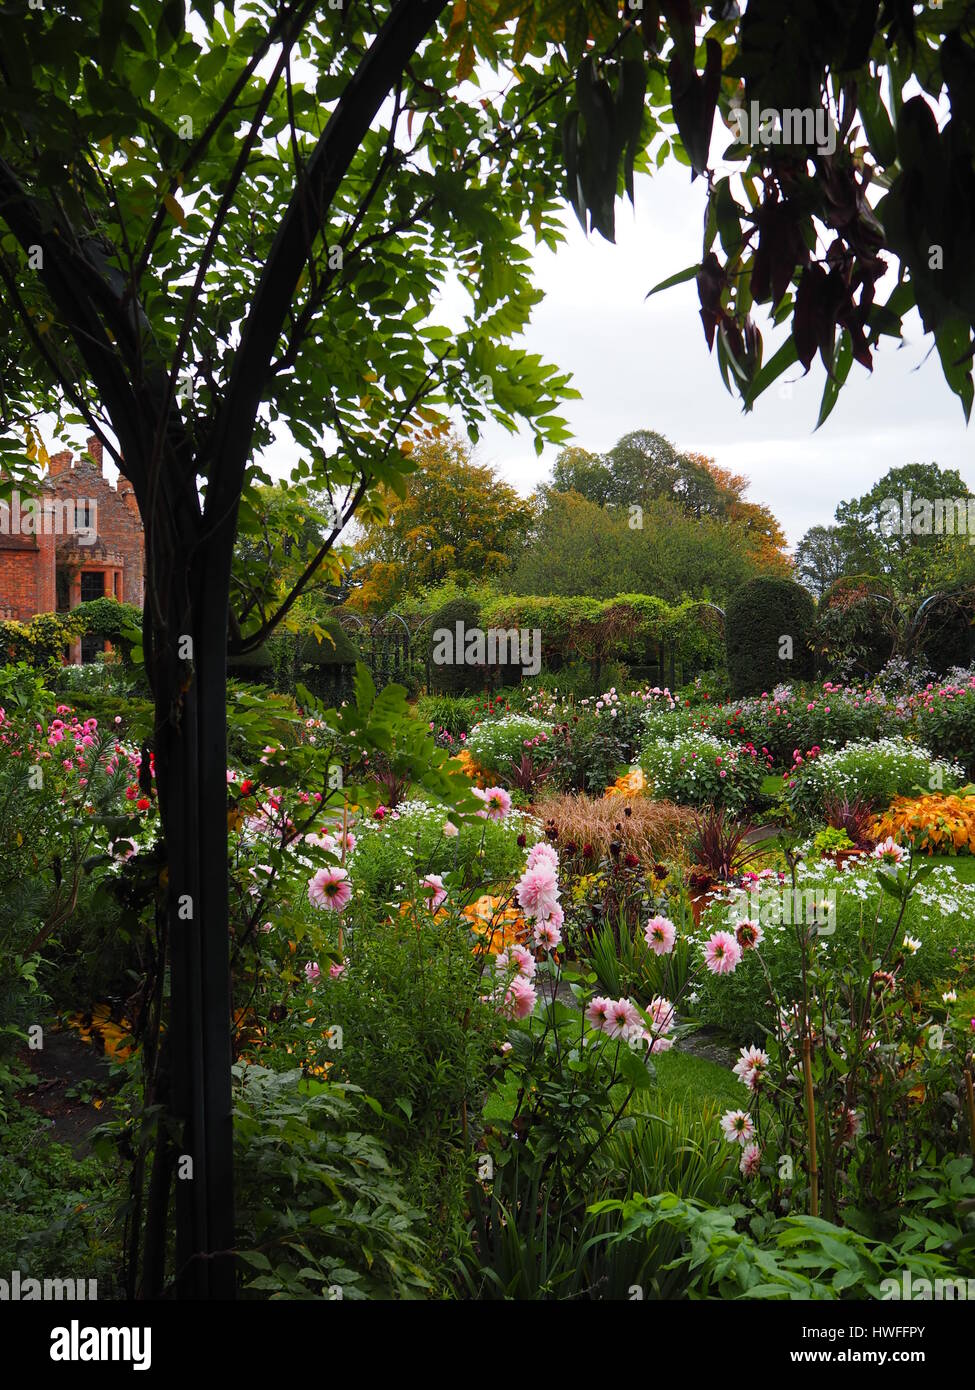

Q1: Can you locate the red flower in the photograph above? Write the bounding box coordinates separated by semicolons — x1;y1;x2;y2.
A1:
137;797;151;811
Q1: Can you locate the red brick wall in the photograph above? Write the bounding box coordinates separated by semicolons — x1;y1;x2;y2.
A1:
0;548;44;622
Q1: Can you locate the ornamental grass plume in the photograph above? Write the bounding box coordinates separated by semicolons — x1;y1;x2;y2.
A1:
534;792;694;866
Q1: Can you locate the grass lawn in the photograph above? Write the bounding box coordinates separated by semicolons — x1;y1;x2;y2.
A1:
652;1049;742;1114
922;854;975;884
760;772;787;799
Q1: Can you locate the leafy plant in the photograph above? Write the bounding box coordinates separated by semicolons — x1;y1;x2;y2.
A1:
823;793;877;848
690;806;764;880
234;1065;434;1300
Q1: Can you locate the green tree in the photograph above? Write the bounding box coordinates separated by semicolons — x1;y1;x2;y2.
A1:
549;445;613;506
0;0;584;1298
794;524;856;597
834;464;975;593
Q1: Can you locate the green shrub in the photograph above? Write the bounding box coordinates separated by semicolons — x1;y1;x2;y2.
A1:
693;860;975;1041
725;578;816;698
639;731;767;812
428;596;483;694
234;1065;435;1299
465;713;551;776
710;686;895;766
547;709;626;793
787;736;963;821
414;693;481;739
347;797;537;906
912;678;975;777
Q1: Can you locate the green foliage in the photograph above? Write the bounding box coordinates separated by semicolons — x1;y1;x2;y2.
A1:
0;1102;123;1294
481;591;724;673
640;731;767;812
508;491;779;605
594;1190;973;1300
233;1066;434;1300
465;713;551;777
0;603;142;672
694;861;975;1041
428;595;484;695
725;577;816;697
548;709;628;794
914;681;975;778
347;797;535;908
787;737;963;821
414;693;481;739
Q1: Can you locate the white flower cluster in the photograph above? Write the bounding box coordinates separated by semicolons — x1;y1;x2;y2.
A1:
799;735;963;790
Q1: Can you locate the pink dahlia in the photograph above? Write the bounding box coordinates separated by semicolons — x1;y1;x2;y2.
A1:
533;919;562;951
308;865;351;913
503;975;537;1020
720;1109;756;1145
644;915;677;956
739;1142;762;1178
419;873;448;911
704;930;742;976
516;863;560;922
476;785;512;820
872;835;905;865
605;997;641;1040
586;996;613;1031
497;943;536;979
735;919;763;951
733;1044;768;1090
526;840;559;872
646;995;676;1036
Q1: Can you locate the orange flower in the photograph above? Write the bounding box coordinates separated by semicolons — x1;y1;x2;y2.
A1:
604;767;646;799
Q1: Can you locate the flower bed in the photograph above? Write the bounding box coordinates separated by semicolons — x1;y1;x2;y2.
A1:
786;735;963;820
639;730;768;812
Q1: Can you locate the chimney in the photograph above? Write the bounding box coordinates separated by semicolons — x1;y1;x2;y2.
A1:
49;449;73;477
86;436;103;473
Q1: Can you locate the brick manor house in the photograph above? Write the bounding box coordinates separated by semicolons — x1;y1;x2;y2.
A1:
0;436;144;663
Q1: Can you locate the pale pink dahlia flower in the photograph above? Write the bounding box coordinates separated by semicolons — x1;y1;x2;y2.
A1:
720;1109;756;1145
739;1142;762;1178
644;915;677;955
704;930;742;975
419;873;448;911
308;865;351;912
516;863;560;922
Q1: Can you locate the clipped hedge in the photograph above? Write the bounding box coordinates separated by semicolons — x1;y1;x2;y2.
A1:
427;595;483;694
480;593;724;673
725;578;816;697
229;617;359;700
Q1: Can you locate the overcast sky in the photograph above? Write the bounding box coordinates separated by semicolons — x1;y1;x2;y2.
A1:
459;161;974;550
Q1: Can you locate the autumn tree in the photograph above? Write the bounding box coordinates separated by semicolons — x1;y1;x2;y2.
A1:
348;431;533;610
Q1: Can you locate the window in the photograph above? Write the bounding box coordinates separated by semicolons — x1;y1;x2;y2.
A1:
80;571;105;603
